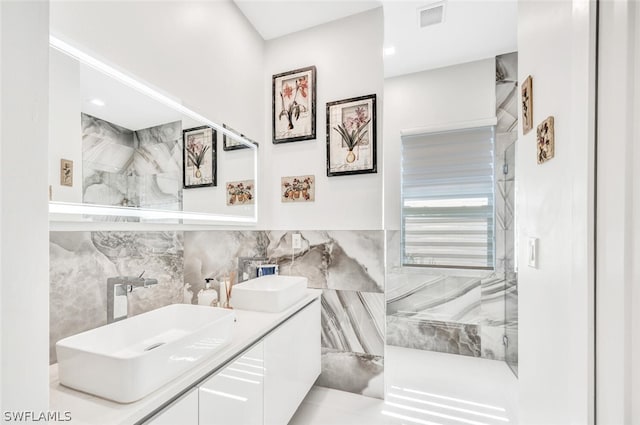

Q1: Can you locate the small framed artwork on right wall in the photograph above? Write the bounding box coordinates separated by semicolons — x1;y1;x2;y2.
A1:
522;75;533;134
537;116;555;164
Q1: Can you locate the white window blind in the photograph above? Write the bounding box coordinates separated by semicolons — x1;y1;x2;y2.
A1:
401;126;495;270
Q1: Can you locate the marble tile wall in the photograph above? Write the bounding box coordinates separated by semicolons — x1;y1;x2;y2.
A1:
82;113;182;212
49;231;184;364
50;229;385;399
184;230;386;399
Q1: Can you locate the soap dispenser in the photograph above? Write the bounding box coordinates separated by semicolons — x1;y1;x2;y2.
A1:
198;278;219;307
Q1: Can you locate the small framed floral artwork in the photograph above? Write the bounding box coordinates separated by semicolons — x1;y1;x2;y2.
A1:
281;175;314;202
536;116;555;164
326;94;377;177
183;126;216;188
60;159;73;187
223;124;258;151
227;180;254;206
522;75;533;134
272;66;316;144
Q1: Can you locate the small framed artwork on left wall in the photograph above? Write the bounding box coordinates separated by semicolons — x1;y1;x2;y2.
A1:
60;159;73;187
183;126;217;188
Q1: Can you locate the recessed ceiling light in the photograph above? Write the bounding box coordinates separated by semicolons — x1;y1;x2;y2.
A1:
90;98;106;107
383;46;396;56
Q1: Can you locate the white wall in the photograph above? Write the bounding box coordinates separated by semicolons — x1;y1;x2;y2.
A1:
596;1;639;423
261;8;384;230
0;0;3;411
50;0;264;219
634;7;640;419
383;59;496;230
49;49;82;203
0;0;50;415
517;0;596;423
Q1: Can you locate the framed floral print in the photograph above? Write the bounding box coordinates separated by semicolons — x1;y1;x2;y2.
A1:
281;175;314;202
326;94;377;177
183;126;216;188
272;66;316;144
536;116;555;164
226;180;255;205
522;75;533;134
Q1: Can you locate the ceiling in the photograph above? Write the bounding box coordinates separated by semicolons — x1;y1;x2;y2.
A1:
234;0;382;40
234;0;517;78
383;0;517;78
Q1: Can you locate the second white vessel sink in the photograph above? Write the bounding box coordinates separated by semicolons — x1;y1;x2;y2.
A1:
232;275;308;313
56;304;235;403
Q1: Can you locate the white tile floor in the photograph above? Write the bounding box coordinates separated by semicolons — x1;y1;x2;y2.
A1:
290;346;518;425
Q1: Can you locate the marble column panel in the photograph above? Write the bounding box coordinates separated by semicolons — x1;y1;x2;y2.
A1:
321;289;384;356
316;348;384;399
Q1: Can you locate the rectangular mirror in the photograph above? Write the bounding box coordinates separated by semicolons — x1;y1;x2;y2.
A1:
49;37;258;226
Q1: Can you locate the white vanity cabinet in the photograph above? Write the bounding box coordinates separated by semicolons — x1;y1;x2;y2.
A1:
264;299;321;425
144;298;320;425
146;389;198;425
199;342;264;425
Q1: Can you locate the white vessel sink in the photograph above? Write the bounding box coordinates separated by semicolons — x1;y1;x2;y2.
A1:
231;275;308;313
56;304;235;403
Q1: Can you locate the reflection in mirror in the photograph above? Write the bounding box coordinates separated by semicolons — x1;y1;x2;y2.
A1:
48;36;258;224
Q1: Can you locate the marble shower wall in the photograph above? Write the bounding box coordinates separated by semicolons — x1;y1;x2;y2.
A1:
496;51;519;372
49;231;184;364
385;53;519;363
184;230;385;399
82;113;183;211
386;231;506;360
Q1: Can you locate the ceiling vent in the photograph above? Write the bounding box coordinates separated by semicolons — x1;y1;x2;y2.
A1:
418;2;446;28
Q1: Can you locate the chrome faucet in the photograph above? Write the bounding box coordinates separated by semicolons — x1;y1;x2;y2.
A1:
107;271;158;323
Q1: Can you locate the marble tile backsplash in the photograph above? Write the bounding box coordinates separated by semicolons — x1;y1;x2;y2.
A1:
50;229;385;399
184;230;385;399
49;231;184;364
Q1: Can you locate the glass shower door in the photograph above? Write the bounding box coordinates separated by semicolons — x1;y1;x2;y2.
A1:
503;141;518;375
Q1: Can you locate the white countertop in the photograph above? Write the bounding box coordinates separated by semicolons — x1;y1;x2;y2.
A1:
49;290;321;425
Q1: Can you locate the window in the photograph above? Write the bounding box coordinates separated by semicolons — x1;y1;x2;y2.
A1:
401;125;495;269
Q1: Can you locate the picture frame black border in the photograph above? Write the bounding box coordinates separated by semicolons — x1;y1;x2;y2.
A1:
272;65;317;144
326;93;377;177
223;123;254;151
183;125;217;189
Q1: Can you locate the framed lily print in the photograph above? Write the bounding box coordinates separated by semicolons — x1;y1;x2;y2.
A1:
272;66;316;144
183;126;216;188
326;94;377;177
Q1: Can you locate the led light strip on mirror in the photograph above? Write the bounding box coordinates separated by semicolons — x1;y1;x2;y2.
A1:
48;35;258;225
